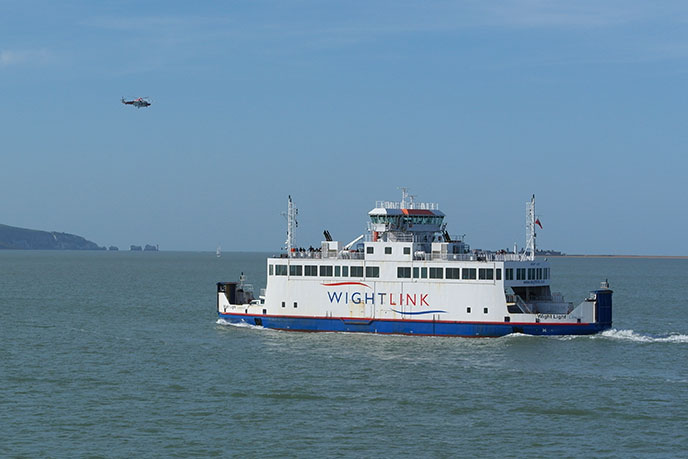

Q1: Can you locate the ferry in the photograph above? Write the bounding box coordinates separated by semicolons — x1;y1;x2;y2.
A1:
217;192;612;337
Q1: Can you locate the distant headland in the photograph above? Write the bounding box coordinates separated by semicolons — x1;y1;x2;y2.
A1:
0;224;103;250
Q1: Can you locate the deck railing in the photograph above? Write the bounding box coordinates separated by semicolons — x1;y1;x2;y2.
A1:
279;251;365;260
530;293;569;305
414;252;523;262
278;250;526;262
282;251;324;259
279;250;525;262
375;201;439;210
273;250;522;262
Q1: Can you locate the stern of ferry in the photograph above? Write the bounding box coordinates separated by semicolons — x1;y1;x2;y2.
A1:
593;280;613;331
217;274;264;326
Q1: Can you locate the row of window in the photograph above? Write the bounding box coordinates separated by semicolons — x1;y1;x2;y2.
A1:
369;215;443;225
273;265;548;281
366;246;411;255
270;264;504;281
399;267;501;280
279;301;491;315
271;264;380;278
504;267;550;281
466;307;490;314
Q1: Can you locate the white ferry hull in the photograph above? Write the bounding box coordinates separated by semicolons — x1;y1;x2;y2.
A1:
217;286;612;337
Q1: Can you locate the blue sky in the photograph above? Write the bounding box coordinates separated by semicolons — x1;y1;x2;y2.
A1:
2;0;687;254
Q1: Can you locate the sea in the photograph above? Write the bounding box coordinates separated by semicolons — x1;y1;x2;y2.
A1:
2;251;687;458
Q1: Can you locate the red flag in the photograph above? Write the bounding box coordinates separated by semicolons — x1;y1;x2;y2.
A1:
535;218;543;229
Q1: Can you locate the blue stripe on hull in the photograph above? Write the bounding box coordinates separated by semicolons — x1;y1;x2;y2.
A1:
218;313;609;337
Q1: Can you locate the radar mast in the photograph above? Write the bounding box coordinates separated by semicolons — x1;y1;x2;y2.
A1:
282;195;298;254
524;195;536;261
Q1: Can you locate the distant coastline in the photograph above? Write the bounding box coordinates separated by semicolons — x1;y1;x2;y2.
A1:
0;224;163;251
0;223;103;250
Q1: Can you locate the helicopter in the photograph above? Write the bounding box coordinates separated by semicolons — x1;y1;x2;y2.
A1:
121;97;151;108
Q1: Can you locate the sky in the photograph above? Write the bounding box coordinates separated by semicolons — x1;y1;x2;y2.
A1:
2;0;688;255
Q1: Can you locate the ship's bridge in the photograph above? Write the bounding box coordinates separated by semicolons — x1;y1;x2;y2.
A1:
366;193;470;255
369;202;445;237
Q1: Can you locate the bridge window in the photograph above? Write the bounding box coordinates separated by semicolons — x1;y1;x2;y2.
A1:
403;247;411;255
528;268;535;280
289;265;302;276
429;267;443;279
446;268;460;279
366;246;374;254
269;265;274;276
506;268;513;280
397;267;411;278
342;266;349;277
421;267;427;279
350;266;364;277
366;266;380;278
479;268;493;280
275;265;287;276
320;265;333;277
496;269;502;280
305;265;318;276
516;268;526;280
413;267;419;278
335;265;341;277
462;268;476;280
385;247;392;255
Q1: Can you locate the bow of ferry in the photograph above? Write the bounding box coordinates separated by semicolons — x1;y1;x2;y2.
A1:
217;193;612;337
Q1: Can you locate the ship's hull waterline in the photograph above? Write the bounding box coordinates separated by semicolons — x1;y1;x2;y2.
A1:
218;312;610;337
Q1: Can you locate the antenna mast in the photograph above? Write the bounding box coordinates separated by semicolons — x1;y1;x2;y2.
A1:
282;195;298;255
524;194;536;261
399;187;409;208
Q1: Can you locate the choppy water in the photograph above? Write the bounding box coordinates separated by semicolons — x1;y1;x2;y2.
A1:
1;252;687;457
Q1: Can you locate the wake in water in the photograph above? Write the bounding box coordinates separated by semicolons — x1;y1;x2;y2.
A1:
599;328;688;343
214;319;688;343
216;318;266;330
